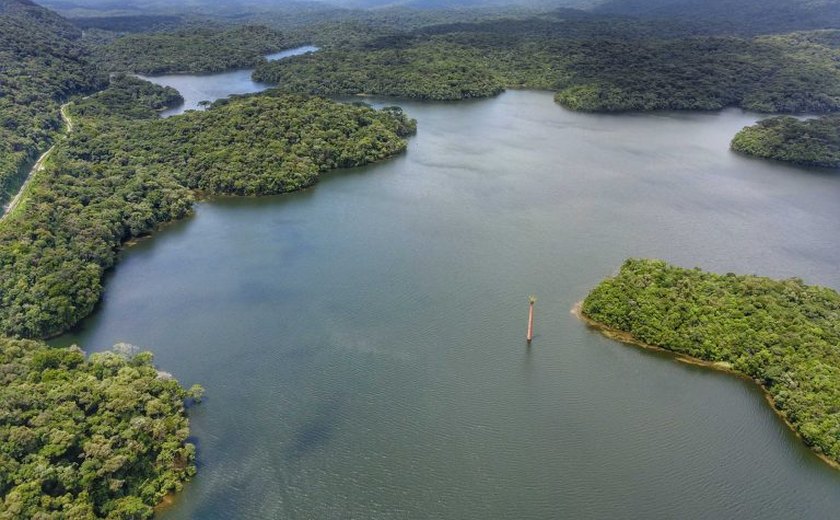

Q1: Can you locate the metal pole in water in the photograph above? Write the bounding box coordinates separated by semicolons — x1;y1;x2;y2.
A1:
527;296;536;343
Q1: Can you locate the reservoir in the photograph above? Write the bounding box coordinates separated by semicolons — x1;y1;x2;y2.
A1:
56;77;840;517
138;45;319;117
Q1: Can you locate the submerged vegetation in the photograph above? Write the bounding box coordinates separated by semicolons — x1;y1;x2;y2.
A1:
732;115;840;167
0;77;415;338
582;259;840;467
0;337;203;519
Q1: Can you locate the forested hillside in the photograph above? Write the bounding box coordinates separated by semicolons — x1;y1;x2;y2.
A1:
91;24;291;74
582;259;840;466
595;0;840;35
0;78;416;338
255;24;840;113
0;0;104;206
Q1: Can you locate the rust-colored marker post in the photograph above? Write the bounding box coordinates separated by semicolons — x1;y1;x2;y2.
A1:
527;296;536;343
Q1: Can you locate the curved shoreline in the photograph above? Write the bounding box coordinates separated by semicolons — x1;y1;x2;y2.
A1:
571;301;840;471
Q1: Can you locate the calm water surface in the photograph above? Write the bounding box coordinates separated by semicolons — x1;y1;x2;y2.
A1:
56;81;840;519
139;46;318;117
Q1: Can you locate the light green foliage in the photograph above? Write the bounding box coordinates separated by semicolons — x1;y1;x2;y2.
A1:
582;259;840;465
0;337;197;519
0;79;416;339
731;115;840;167
93;25;290;74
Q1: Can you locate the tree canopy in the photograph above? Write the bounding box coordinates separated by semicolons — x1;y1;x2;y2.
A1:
582;259;840;467
732;115;840;168
92;25;291;75
0;336;203;519
0;0;105;206
254;21;840;114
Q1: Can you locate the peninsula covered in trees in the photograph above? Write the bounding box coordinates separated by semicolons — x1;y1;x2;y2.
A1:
732;115;840;168
0;337;203;518
580;259;840;467
0;76;416;339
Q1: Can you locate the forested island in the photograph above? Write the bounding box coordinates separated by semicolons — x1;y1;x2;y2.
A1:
580;259;840;467
732;115;840;168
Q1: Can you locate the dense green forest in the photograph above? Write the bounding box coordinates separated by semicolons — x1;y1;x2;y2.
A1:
595;0;840;35
731;115;840;168
581;259;840;466
0;336;203;518
0;78;415;338
255;22;840;113
0;0;105;206
71;74;183;119
258;40;505;100
91;24;292;74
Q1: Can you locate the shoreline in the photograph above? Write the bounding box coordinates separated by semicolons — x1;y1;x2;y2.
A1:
571;301;840;472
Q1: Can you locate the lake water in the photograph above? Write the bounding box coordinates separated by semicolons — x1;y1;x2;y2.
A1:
55;78;840;518
138;46;318;117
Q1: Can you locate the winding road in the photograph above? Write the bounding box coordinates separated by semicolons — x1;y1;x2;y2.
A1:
1;102;73;220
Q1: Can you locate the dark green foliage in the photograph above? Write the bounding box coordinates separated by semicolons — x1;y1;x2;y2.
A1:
0;337;199;519
595;0;840;36
255;21;840;113
554;35;840;113
0;79;415;338
731;115;840;167
582;259;840;465
255;41;505;101
161;93;416;194
0;0;105;206
70;14;184;33
93;25;290;74
72;74;183;120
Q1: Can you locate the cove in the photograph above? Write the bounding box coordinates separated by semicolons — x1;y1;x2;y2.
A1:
138;45;319;117
55;86;840;517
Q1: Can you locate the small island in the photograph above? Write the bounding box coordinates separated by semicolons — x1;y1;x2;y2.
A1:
731;115;840;167
579;259;840;468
